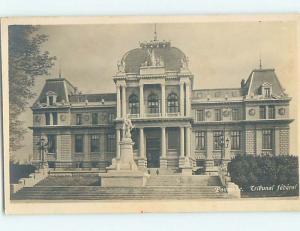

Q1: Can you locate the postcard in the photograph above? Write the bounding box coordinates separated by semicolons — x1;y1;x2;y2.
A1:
1;15;299;214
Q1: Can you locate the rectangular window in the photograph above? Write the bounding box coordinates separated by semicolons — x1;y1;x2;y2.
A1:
213;131;224;150
49;96;54;105
196;109;205;121
195;131;206;150
268;105;275;119
107;134;115;152
90;135;100;152
52;112;58;125
264;88;271;97
47;135;56;154
215;109;222;121
75;135;84;153
76;114;82;125
232;108;240;120
231;131;241;150
259;106;266;119
108;113;115;123
45;113;50;125
92;113;98;125
262;129;273;150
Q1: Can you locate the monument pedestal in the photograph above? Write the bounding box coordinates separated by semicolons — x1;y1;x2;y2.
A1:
137;158;147;170
100;137;149;187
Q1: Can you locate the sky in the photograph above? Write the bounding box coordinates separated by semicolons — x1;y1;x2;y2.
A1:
12;21;298;161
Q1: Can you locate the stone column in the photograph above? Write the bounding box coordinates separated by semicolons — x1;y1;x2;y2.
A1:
185;126;191;158
180;82;185;116
180;127;185;157
161;127;166;158
121;85;126;118
138;128;146;168
185;82;191;117
160;127;168;169
161;83;166;117
116;85;121;118
139;128;144;158
139;84;144;117
116;129;121;159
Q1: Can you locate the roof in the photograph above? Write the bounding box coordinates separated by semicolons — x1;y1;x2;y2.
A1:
243;69;285;96
36;78;76;104
121;40;187;74
69;93;116;103
193;88;243;99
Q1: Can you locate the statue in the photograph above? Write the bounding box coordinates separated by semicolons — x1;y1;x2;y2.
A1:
117;60;125;73
122;117;134;139
181;57;189;70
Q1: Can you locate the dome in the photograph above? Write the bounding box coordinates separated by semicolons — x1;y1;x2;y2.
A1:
120;40;187;74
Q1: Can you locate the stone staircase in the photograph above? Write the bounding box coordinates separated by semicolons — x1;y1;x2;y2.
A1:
36;176;100;186
11;175;230;200
146;175;221;186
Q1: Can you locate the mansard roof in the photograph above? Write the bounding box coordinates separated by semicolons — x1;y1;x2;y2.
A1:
242;69;286;97
193;88;243;100
69;93;116;103
36;78;76;104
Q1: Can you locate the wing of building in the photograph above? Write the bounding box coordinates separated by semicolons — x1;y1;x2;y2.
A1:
30;37;293;174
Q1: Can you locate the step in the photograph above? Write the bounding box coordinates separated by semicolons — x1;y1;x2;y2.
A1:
11;185;229;200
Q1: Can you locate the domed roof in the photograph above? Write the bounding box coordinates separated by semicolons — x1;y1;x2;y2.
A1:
120;40;187;74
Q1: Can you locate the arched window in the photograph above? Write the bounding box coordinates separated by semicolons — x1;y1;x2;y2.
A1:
148;93;160;114
167;93;179;113
129;94;139;114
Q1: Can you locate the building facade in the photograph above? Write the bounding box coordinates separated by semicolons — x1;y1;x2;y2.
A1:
31;37;293;173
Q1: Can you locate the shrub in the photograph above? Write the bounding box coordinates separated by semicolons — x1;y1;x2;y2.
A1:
228;155;299;191
10;162;37;184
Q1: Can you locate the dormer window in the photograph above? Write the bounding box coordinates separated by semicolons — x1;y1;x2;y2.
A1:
49;96;54;105
46;91;57;106
264;88;271;98
261;82;272;98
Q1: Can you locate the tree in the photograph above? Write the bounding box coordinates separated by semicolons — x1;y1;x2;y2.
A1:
9;26;56;158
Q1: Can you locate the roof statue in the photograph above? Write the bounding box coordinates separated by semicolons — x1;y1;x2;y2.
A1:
117;60;125;73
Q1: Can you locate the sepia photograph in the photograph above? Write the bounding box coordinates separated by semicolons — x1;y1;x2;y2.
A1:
1;15;299;214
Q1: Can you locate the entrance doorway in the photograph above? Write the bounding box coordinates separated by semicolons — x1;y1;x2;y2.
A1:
146;137;161;168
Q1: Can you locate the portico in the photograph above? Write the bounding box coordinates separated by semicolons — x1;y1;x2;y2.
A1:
114;122;192;171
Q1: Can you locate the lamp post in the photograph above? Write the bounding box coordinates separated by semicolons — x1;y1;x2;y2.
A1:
218;134;225;159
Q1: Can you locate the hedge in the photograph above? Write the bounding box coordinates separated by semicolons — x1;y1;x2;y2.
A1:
227;155;298;194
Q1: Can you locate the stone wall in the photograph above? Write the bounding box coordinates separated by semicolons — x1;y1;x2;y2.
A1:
57;134;72;161
245;129;256;155
280;129;289;155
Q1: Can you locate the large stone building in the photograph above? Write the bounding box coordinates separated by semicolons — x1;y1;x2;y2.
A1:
31;36;293;174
